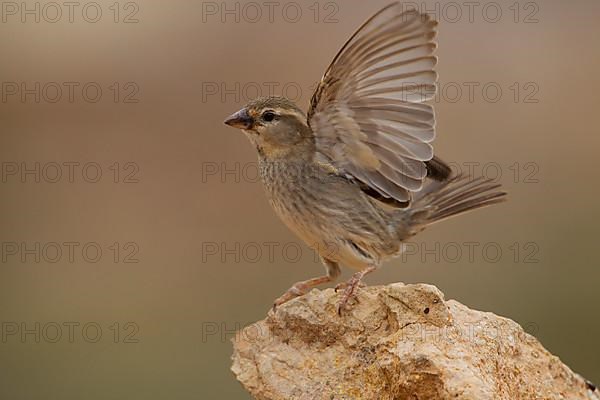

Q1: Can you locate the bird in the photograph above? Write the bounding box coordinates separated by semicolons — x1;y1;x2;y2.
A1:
223;3;506;314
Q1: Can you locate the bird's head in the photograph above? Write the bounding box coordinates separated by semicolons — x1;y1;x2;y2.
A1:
224;96;312;159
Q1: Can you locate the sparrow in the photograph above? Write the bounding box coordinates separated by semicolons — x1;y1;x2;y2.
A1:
223;3;506;314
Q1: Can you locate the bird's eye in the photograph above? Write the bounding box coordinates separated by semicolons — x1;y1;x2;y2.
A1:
262;111;276;122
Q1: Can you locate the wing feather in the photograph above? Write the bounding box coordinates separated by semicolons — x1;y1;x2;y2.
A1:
308;4;439;204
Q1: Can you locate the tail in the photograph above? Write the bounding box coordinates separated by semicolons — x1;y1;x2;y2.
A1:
408;174;507;228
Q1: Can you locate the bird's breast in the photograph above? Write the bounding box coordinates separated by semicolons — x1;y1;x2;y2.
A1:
258;159;400;268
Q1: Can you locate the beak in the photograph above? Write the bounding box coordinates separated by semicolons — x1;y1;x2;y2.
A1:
224;108;253;129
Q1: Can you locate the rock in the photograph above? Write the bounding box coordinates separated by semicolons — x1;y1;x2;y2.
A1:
231;283;599;400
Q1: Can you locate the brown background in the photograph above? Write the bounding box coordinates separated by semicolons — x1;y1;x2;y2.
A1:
1;0;599;398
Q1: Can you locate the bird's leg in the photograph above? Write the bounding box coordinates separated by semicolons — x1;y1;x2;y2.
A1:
273;258;340;311
336;265;377;315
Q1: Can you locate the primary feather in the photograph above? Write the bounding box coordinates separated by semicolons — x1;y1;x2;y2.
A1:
308;5;440;204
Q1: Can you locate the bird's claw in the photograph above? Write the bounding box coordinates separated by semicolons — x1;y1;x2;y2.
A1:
335;276;365;315
272;283;307;312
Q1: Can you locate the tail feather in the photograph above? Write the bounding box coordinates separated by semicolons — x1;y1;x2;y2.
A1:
410;174;507;227
433;180;502;210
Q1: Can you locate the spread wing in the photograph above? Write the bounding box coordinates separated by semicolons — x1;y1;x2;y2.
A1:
308;4;438;204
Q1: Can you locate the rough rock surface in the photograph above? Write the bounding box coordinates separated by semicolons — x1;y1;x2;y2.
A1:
231;283;599;400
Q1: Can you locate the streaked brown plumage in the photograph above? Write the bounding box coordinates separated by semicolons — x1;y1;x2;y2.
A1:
224;4;506;313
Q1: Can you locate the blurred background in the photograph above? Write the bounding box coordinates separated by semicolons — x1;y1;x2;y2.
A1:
1;0;599;398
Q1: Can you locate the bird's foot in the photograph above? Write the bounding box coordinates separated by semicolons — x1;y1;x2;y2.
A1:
335;273;365;315
273;283;307;311
272;275;332;312
335;266;377;315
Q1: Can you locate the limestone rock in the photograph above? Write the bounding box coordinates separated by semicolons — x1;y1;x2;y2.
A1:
231;283;599;400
